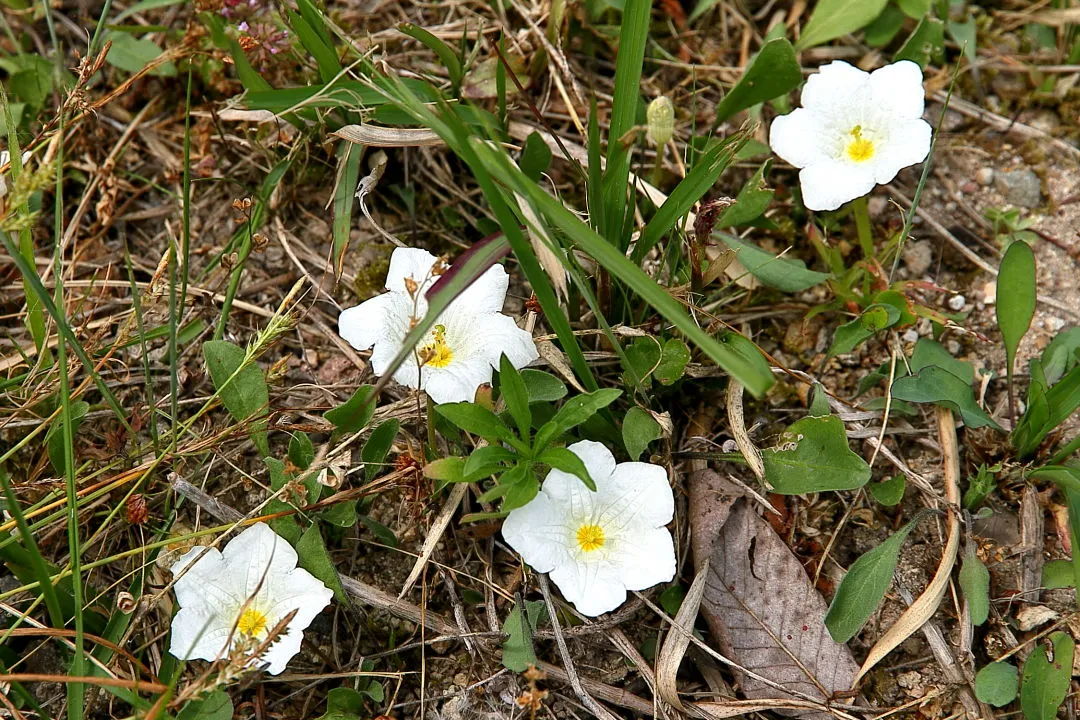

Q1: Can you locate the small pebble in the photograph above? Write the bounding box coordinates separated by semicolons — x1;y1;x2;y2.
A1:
981;281;997;304
721;439;738;453
947;295;966;311
902;240;934;277
961;181;978;194
946;340;962;355
975;167;994;186
902;329;919;343
1047;316;1066;332
994;168;1042;208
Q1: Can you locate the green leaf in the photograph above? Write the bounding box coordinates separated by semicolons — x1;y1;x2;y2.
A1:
501;599;547;671
499;354;531;439
895;16;945;68
359;515;398;547
285;1;341;83
655;338;691;385
362;419;400;481
865;5;907;47
892;366;1002;430
997;240;1037;388
463;445;516;478
946;17;978;62
203;340;270;456
623;337;662;388
104;31;176;77
911;338;975;385
324;385;376;434
288;432;315;470
959;547;990;626
498;464;539;511
623;407;663;461
521;369;568;403
520;131;553;182
827;304;900;359
315;687;365;720
424;457;467;483
178;690;233;720
1021;632;1074;720
896;0;931;18
319;500;358;528
718;234;830;292
332;142;363;279
534;388;622;450
763;415;872;495
1042;559;1075;590
435;402;514;443
868;475;905;507
825;515;923;642
715;162;774;229
398;23;463;88
297;524;347;603
975;662;1018;707
1013;364;1080;457
1039;327;1080;386
962;463;999;510
714;39;802;123
795;0;889;51
538;447;595;490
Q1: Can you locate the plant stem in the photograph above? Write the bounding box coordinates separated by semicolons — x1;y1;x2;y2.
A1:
852;195;874;259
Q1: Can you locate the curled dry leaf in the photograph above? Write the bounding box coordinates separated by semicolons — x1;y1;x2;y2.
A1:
689;468;858;717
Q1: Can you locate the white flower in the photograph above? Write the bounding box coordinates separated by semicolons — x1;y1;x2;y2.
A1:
168;522;333;675
0;150;31;198
769;60;932;212
338;247;538;404
502;440;676;616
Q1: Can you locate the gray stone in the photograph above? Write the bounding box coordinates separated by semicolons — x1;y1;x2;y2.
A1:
975;167;994;186
948;295;966;311
994;169;1042;208
902;240;934;277
946;340;962;355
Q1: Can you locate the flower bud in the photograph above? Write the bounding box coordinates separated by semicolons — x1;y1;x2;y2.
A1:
646;96;675;146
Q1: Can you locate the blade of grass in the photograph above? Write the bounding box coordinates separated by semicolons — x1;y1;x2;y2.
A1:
473;141;776;397
599;0;650;249
0;470;64;626
399;23;463;89
333;143;363;280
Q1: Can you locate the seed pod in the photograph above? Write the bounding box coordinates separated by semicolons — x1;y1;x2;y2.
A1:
116;591;137;614
647;96;675;146
126;494;149;525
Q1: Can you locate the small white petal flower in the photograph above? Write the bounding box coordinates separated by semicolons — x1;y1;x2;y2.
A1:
338;247;539;404
168;522;333;675
769;60;932;212
502;440;676;617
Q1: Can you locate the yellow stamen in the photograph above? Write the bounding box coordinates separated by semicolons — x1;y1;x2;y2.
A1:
237;607;268;637
575;524;605;552
421;324;454;368
845;125;875;163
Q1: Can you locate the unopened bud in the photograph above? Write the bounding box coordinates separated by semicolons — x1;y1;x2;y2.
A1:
647;96;675;146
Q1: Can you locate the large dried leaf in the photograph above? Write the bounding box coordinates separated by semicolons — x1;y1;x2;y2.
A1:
690;470;858;715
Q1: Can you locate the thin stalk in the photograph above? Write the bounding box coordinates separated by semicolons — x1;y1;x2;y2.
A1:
851;195;874;259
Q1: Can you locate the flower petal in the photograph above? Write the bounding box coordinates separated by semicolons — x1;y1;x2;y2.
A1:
420;358;493;404
338;292;413;360
549;560;627;616
769;109;833;169
169;606;233;663
502;492;575;573
467;312;539;370
219;523;300;604
539;440;615;514
257;627;305;675
264;568;333;630
564;440;617;486
596;461;674;530
453;262;510;314
868;61;926;120
798;161;876;212
871;118;932;184
799;61;869;111
610;525;676;591
385;247;439;294
171;546;241;609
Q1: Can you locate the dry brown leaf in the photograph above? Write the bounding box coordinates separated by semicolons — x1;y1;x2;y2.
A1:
657;560;710;711
690;470;858;716
333;124;444;147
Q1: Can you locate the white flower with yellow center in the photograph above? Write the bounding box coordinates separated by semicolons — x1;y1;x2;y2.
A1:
168;523;333;675
338;247;538;404
502;440;676;617
769;60;932;212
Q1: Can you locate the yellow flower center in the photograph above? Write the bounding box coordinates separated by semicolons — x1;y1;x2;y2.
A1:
237;607;268;637
575;524;605;552
421;324;454;368
845;125;875;163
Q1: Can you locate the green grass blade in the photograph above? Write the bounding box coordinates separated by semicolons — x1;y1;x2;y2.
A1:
599;0;650;248
472;142;775;397
0;470;64;626
632;131;746;264
333;143;363;279
399;23;463;88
